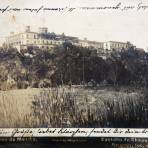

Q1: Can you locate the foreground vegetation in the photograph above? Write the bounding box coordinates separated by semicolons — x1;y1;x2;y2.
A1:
0;86;148;128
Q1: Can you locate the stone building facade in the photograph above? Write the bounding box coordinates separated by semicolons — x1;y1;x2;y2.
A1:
5;26;135;53
103;41;133;52
6;26;66;52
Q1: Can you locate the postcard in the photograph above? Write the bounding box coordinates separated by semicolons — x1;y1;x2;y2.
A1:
0;0;148;147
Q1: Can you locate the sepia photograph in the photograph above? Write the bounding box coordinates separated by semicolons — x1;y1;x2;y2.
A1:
0;0;148;147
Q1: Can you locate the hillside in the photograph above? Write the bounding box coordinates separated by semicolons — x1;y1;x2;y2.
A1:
0;44;148;90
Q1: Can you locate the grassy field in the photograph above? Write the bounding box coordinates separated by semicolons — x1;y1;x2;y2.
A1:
0;86;147;127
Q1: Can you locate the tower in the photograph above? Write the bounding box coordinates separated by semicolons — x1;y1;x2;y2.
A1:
25;26;30;32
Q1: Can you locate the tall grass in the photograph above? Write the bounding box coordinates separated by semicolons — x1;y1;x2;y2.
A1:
30;86;148;128
0;86;148;127
0;91;30;127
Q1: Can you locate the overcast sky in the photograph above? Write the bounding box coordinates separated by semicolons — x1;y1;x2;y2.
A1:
0;0;148;49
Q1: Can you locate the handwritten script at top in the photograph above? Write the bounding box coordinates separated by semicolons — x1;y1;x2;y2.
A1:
0;2;148;14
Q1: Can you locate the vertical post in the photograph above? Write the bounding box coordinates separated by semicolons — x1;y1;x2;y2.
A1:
82;56;85;85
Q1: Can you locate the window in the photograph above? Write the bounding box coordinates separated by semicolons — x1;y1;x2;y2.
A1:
26;34;29;39
34;34;37;39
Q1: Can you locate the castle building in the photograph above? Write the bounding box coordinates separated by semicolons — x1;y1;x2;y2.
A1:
5;26;136;53
78;39;104;49
6;26;76;52
75;38;105;54
103;41;133;52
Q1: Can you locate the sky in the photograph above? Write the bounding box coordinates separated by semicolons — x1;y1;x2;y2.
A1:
0;0;148;50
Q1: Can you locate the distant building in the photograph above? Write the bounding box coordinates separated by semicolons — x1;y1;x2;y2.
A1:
75;40;135;54
5;26;137;54
75;38;104;54
76;39;103;48
5;26;78;52
103;41;133;52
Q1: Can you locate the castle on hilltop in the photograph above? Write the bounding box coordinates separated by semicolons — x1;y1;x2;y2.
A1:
5;26;136;54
